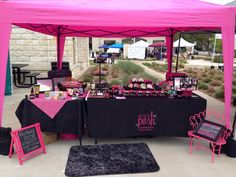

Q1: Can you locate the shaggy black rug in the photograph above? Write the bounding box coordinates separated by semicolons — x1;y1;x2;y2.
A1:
65;143;160;177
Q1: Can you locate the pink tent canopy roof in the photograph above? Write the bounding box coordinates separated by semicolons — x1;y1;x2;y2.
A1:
0;0;236;37
149;42;166;47
0;0;236;128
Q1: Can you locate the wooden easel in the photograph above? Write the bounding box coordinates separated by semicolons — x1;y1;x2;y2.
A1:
8;123;46;165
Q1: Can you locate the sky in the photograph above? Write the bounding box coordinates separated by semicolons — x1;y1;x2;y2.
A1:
201;0;234;5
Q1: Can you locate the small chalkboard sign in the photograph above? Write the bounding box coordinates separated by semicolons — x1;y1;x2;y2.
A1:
8;123;46;165
18;126;41;155
193;120;225;142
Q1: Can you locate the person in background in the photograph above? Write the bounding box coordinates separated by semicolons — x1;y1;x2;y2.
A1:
111;54;116;64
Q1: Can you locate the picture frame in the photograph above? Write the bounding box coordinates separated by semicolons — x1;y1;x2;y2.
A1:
193;119;225;142
36;78;54;93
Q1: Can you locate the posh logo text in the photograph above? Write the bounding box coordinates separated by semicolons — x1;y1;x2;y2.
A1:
137;111;157;132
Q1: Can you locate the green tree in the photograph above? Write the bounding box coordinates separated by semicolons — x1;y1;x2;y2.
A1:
174;33;215;55
215;40;222;53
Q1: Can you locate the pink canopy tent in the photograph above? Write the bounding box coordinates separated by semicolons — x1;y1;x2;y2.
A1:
149;42;166;47
0;0;235;128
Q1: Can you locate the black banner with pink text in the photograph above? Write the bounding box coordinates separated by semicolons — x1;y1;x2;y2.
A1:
86;95;206;138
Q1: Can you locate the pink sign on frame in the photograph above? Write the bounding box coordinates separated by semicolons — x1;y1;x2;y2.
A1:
8;123;46;165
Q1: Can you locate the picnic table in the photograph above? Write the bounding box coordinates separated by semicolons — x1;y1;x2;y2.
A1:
12;64;40;88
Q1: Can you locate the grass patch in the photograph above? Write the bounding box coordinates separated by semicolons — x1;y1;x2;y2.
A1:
210;80;222;87
214;88;224;99
198;82;209;90
213;56;223;63
202;77;211;83
233;87;236;94
143;62;168;72
118;61;144;75
233;79;236;85
83;75;93;82
110;80;122;85
141;73;159;83
122;75;130;85
214;75;223;81
89;60;95;65
178;63;185;69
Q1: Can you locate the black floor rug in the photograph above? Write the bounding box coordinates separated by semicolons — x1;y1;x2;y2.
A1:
65;143;160;177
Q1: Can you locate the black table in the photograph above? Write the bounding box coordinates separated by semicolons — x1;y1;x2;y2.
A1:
12;63;29;87
86;95;207;139
15;98;85;144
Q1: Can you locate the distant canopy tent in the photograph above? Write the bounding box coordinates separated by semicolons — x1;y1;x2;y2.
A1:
173;38;196;53
108;43;123;49
0;0;236;128
149;42;167;60
149;42;166;47
131;40;150;47
122;38;147;44
107;48;120;53
128;40;150;59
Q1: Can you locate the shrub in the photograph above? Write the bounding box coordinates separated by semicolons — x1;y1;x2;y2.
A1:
143;63;151;67
201;72;207;78
233;79;236;85
207;87;215;94
179;58;187;64
112;72;119;78
143;62;168;72
100;76;107;81
202;77;211;83
178;63;185;68
215;75;223;81
214;88;224;99
89;60;95;65
210;80;222;87
122;75;130;85
112;63;119;70
187;68;194;73
198;82;209;90
83;75;93;82
118;61;144;75
110;80;122;85
141;73;159;83
207;70;216;76
102;65;109;71
233;87;236;94
213;56;223;63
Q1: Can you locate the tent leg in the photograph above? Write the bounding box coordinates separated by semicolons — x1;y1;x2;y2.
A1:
0;23;11;127
222;26;235;128
56;28;66;71
175;33;182;73
166;31;174;73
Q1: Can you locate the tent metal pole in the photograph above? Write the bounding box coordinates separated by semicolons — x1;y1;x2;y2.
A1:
175;33;182;73
167;29;174;73
57;26;61;71
211;34;216;67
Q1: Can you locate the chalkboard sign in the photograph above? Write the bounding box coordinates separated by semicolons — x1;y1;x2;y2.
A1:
18;126;41;155
193;120;225;142
9;123;46;165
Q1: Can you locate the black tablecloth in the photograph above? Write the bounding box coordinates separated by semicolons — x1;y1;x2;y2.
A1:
86;95;207;138
15;98;85;136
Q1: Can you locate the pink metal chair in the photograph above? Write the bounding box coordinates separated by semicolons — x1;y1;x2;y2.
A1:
188;110;232;163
